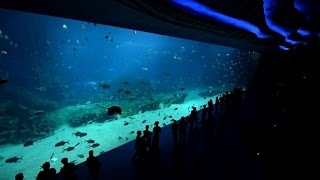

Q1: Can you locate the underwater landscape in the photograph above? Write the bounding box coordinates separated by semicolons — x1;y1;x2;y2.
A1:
0;8;260;179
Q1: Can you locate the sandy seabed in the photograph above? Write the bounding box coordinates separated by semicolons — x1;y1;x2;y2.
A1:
0;90;217;179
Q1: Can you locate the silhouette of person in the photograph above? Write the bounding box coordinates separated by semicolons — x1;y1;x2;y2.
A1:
179;117;188;144
201;105;207;123
15;173;24;180
172;120;179;146
37;162;56;180
208;99;214;112
152;121;162;149
134;130;143;160
189;107;197;129
143;125;152;152
215;96;219;112
85;150;101;180
60;157;76;180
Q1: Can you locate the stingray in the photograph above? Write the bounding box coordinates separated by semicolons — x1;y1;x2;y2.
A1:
97;104;122;116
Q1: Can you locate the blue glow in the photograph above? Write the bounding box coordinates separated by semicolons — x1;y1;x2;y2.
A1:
263;0;292;38
279;45;290;50
297;28;312;37
171;0;270;39
285;38;302;45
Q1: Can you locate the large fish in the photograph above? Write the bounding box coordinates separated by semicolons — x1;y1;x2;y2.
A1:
0;78;8;85
97;104;122;116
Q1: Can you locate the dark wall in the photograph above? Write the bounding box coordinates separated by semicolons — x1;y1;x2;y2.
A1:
239;46;316;179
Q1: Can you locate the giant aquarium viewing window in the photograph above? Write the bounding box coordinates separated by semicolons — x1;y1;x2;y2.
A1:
0;8;260;179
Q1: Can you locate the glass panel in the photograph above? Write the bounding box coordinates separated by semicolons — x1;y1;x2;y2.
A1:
0;8;260;179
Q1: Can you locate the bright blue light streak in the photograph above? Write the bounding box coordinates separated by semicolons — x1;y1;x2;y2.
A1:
171;0;271;39
285;38;302;45
279;45;290;50
297;28;312;37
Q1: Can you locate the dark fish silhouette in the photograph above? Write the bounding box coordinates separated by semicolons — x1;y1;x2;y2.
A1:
107;106;122;115
0;78;8;85
174;108;178;110
124;122;129;126
55;140;69;147
63;142;80;152
23;139;37;147
97;104;122;116
85;139;95;144
73;131;87;138
5;156;23;163
77;154;84;158
142;120;147;123
129;131;135;134
88;143;100;148
99;82;110;89
180;88;185;91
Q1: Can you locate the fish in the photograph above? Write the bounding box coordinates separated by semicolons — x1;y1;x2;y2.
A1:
99;82;110;89
30;110;45;116
23;139;37;147
73;131;87;138
62;24;68;30
55;140;69;147
80;23;85;29
124;122;129;126
85;139;95;144
50;157;58;162
174;108;178;110
62;142;80;152
77;154;84;158
88;143;100;148
142;120;147;123
141;67;149;71
129;131;135;134
97;104;122;116
63;147;75;152
5;156;23;163
0;78;8;85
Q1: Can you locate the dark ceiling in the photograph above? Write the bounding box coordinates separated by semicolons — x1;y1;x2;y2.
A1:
0;0;319;52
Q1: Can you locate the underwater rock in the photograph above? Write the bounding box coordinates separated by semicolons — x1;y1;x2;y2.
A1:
198;90;216;97
139;101;161;113
161;94;188;107
68;112;112;127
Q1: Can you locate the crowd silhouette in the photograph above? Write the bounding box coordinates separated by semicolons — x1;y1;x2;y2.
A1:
14;88;244;180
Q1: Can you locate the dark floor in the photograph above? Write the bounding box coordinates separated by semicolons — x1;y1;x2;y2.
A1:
55;108;268;180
